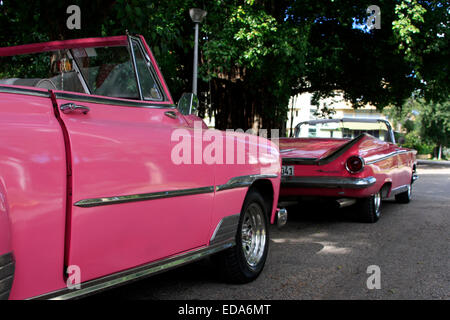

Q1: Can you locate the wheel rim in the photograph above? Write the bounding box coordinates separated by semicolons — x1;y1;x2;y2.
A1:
407;185;412;199
374;192;381;217
241;203;266;267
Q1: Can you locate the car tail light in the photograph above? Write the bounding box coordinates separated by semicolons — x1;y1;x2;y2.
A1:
345;156;364;173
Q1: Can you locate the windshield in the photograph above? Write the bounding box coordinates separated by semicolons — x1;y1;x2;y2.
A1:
0;40;163;101
295;120;392;142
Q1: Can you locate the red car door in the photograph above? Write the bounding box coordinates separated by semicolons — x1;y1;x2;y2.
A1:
53;40;215;283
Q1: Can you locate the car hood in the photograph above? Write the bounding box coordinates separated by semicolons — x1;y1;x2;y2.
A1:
279;138;351;160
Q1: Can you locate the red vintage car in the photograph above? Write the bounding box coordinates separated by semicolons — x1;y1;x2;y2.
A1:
0;35;283;299
279;118;418;223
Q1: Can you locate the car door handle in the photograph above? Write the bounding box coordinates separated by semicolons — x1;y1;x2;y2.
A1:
60;103;90;114
164;111;178;119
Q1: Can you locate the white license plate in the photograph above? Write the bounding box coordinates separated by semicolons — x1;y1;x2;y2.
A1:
282;166;294;176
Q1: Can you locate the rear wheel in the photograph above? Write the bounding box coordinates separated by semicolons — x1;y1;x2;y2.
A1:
213;190;269;283
395;184;412;203
357;190;382;223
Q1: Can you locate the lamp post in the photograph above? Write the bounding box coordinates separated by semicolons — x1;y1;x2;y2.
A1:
189;8;207;95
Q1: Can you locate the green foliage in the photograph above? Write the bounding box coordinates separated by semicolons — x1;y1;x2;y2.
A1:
403;131;434;154
420;99;450;148
390;96;450;155
0;0;448;132
393;0;449;101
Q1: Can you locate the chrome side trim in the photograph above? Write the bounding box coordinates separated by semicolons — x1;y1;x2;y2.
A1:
210;214;240;244
0;85;50;98
54;92;176;109
74;186;214;208
365;150;412;165
0;252;14;300
281;176;377;189
215;174;278;192
30;241;235;300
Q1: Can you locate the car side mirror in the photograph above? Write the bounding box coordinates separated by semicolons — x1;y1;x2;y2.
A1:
177;93;199;115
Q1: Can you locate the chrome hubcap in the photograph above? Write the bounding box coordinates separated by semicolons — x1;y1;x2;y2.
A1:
374;192;381;217
241;203;266;267
407;185;411;198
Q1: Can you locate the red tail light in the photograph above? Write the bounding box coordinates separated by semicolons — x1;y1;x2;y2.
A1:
346;156;364;173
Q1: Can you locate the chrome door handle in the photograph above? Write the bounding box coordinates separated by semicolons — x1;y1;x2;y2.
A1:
60;103;90;114
164;111;177;119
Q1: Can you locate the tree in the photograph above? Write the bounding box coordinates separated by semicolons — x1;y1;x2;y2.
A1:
420;99;450;159
1;0;448;133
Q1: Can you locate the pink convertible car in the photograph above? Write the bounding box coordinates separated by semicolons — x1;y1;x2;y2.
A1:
279;118;418;223
0;35;282;299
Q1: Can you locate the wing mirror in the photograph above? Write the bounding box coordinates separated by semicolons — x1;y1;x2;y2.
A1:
177;93;199;115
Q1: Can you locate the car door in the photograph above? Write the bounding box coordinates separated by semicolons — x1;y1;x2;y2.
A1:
54;39;215;283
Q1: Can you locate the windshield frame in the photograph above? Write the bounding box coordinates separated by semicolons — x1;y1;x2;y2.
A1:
0;35;171;105
294;118;395;143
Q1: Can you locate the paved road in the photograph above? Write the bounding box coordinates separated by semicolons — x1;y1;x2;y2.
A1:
89;164;449;300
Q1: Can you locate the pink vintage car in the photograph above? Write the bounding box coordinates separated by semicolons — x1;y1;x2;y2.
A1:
0;35;283;299
279;118;418;223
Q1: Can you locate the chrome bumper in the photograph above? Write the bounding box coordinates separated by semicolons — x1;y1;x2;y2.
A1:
281;176;377;189
0;252;14;300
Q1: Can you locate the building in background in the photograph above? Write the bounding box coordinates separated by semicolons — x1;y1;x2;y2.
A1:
286;91;388;137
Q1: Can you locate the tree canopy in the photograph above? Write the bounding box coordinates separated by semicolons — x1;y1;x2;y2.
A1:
0;0;448;133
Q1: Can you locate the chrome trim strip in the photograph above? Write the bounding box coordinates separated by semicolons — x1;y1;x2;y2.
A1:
0;85;50;98
365;150;412;165
30;241;235;300
215;174;278;192
210;214;240;244
54;92;176;109
74;186;214;208
281;176;377;189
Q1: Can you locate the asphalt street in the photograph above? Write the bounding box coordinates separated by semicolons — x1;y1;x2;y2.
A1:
89;164;449;300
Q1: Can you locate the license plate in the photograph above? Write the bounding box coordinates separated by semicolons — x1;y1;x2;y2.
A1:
282;166;294;176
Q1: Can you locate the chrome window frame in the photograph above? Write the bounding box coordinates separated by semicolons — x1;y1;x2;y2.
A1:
67;35;167;103
128;36;166;102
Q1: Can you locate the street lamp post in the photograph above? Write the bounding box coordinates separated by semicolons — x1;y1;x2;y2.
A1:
189;8;207;95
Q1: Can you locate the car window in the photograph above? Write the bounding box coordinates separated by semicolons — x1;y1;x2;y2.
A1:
71;46;139;99
0;51;85;93
131;41;163;101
